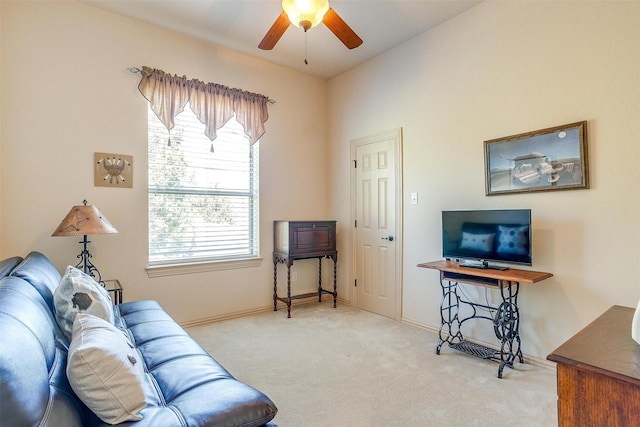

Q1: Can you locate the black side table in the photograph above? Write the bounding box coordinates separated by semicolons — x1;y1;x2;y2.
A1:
102;279;123;305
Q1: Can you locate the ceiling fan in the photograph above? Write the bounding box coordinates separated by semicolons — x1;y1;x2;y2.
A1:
258;0;363;50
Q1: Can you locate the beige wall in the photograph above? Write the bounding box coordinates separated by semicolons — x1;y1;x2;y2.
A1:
0;1;329;323
2;0;639;363
0;3;3;236
328;1;640;362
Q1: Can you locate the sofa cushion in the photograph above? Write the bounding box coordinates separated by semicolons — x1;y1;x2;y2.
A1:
116;300;279;427
0;277;85;427
0;256;22;279
67;313;147;424
54;266;114;342
10;251;62;311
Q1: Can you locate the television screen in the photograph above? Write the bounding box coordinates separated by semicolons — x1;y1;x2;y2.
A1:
442;209;532;267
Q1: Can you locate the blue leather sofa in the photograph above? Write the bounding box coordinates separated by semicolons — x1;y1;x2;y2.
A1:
0;251;278;426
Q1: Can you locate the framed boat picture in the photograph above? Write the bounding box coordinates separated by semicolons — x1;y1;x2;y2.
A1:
484;121;589;196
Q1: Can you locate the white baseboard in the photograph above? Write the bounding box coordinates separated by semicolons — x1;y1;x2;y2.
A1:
181;296;351;328
180;305;274;328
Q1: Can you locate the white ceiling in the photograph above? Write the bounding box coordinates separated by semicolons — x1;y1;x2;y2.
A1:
82;0;482;80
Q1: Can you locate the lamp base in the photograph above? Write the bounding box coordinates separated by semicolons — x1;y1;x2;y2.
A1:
76;235;104;284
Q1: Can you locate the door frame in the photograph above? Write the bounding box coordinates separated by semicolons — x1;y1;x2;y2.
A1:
349;128;404;321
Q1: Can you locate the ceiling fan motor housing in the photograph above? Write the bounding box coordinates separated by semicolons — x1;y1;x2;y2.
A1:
259;0;362;51
282;0;329;30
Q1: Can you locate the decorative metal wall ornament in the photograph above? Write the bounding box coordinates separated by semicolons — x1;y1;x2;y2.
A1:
94;152;133;188
484;121;589;196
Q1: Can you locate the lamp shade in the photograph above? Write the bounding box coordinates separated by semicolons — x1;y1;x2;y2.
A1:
52;202;117;236
282;0;329;31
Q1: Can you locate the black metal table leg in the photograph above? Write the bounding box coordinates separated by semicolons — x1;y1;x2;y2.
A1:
494;280;521;378
437;275;463;354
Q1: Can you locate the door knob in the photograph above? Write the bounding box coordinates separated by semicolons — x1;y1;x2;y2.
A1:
381;236;394;241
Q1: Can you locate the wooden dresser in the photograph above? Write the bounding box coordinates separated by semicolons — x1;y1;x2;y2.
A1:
547;305;640;426
273;221;337;318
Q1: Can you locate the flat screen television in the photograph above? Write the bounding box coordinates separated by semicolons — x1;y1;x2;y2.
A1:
442;209;532;269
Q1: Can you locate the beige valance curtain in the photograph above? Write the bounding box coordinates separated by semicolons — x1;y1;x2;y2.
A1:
137;66;269;145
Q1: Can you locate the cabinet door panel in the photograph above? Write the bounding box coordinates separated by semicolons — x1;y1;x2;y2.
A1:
293;224;335;253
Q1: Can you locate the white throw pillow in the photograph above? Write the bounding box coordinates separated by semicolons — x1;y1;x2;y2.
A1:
54;266;114;342
67;313;147;424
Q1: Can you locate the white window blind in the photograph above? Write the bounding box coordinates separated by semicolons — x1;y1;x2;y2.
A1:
148;104;259;265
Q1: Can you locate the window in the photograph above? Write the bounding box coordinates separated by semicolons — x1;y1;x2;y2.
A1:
148;104;259;267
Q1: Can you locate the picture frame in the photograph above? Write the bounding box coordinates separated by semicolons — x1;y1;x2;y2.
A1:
94;152;133;188
484;121;589;196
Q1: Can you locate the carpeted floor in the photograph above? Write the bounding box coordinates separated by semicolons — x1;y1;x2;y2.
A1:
186;301;558;427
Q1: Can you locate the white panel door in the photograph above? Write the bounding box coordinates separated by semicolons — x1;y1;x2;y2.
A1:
352;129;402;319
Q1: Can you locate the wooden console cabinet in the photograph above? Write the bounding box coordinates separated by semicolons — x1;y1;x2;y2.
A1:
547;305;640;426
273;221;337;318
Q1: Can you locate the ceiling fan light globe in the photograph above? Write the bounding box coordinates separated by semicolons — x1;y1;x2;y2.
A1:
282;0;329;30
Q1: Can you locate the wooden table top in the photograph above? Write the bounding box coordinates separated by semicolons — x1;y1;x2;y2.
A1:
547;305;640;387
417;260;553;284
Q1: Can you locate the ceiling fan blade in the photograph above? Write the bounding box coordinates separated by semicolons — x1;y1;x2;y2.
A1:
258;12;291;50
322;8;363;50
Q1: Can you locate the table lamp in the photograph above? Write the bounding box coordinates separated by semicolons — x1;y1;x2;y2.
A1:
52;199;117;283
